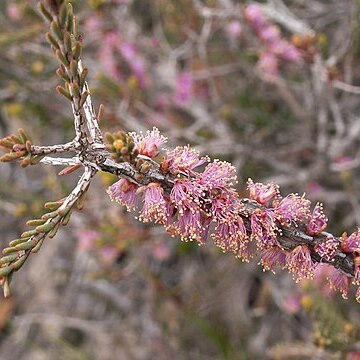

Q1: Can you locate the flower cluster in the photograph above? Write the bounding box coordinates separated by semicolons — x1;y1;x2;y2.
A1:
107;128;360;302
244;4;302;76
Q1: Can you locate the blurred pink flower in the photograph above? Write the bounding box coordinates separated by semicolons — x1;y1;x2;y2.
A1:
226;20;243;38
99;246;119;265
270;40;302;63
282;294;301;314
152;242;171;262
257;52;279;76
85;15;102;35
119;42;137;61
119;42;148;88
77;230;101;252
244;4;267;29
259;25;280;44
7;4;21;21
175;72;194;106
99;31;122;80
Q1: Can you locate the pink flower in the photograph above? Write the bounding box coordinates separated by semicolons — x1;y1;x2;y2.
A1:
226;21;243;38
260;246;286;273
274;194;311;226
209;190;242;221
176;209;208;243
257;52;279;76
314;235;339;261
286;245;315;282
211;215;248;257
138;183;167;224
170;178;204;216
200;160;237;190
306;203;328;235
244;4;267;29
175;72;194;106
130;127;167;158
247;178;279;205
342;229;360;253
250;208;278;250
107;178;139;211
165;146;208;175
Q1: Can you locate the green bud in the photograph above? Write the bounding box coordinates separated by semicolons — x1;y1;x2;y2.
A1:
61;209;72;225
56;85;72;101
42;210;59;220
48;222;60;239
18;128;28;144
64;31;72;54
70;82;80;98
26;219;45;227
9;238;29;247
79;91;89;107
35;222;55;233
31;238;45;253
0;139;14;149
21;230;37;238
30;155;45;165
59;2;68;26
73;41;82;60
0;266;12;278
66;3;74;33
0;254;18;265
12;255;28;271
38;2;53;22
50;20;63;41
70;59;78;80
3;276;11;298
79;68;88;89
14;241;35;252
46;32;60;50
56;49;69;67
2;247;17;255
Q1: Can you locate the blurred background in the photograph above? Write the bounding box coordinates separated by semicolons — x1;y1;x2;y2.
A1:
0;0;360;359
